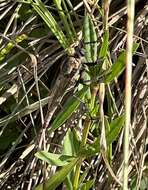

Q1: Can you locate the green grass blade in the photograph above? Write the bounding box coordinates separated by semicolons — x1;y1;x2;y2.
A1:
104;51;126;83
83;15;91;63
104;43;139;83
79;115;124;157
0;34;27;62
83;15;97;63
106;115;124;145
49;86;88;133
62;129;80;156
99;30;109;58
0;97;49;127
81;179;94;190
35;151;74;166
89;17;97;63
30;0;69;50
34;158;79;190
62;0;77;39
54;0;75;43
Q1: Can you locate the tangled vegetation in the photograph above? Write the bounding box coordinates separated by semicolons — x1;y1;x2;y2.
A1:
0;0;147;189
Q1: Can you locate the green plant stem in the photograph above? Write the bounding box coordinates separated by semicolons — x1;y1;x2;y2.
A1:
123;0;135;189
73;118;91;189
90;85;99;110
54;0;74;42
73;158;83;190
62;0;77;39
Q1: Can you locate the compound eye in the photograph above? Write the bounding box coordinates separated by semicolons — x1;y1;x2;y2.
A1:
79;49;85;56
74;46;85;58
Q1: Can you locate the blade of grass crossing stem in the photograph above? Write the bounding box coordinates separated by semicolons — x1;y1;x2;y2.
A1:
65;0;81;28
0;34;27;62
73;118;91;190
0;97;49;127
104;43;139;83
123;0;135;189
54;0;74;43
78;115;124;157
35;158;79;190
30;0;69;51
61;0;77;39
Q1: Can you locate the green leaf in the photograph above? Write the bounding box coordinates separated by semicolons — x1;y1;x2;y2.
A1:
130;176;148;190
79;115;124;157
72;129;81;154
104;50;126;83
0;34;27;62
63;129;74;156
35;151;74;166
35;158;79;190
106;115;124;145
89;16;97;62
81;179;94;190
78;139;99;157
83;15;97;63
65;175;73;190
63;129;80;156
83;15;91;62
0;97;49;127
99;30;109;58
49;86;88;133
62;129;80;190
79;167;90;185
104;43;139;83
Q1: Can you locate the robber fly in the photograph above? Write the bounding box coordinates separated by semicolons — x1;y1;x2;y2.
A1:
66;41;105;87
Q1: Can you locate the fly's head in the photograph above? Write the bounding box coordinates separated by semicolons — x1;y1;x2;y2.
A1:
60;45;84;76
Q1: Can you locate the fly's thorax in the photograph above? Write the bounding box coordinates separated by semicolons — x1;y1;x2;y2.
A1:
61;56;81;76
